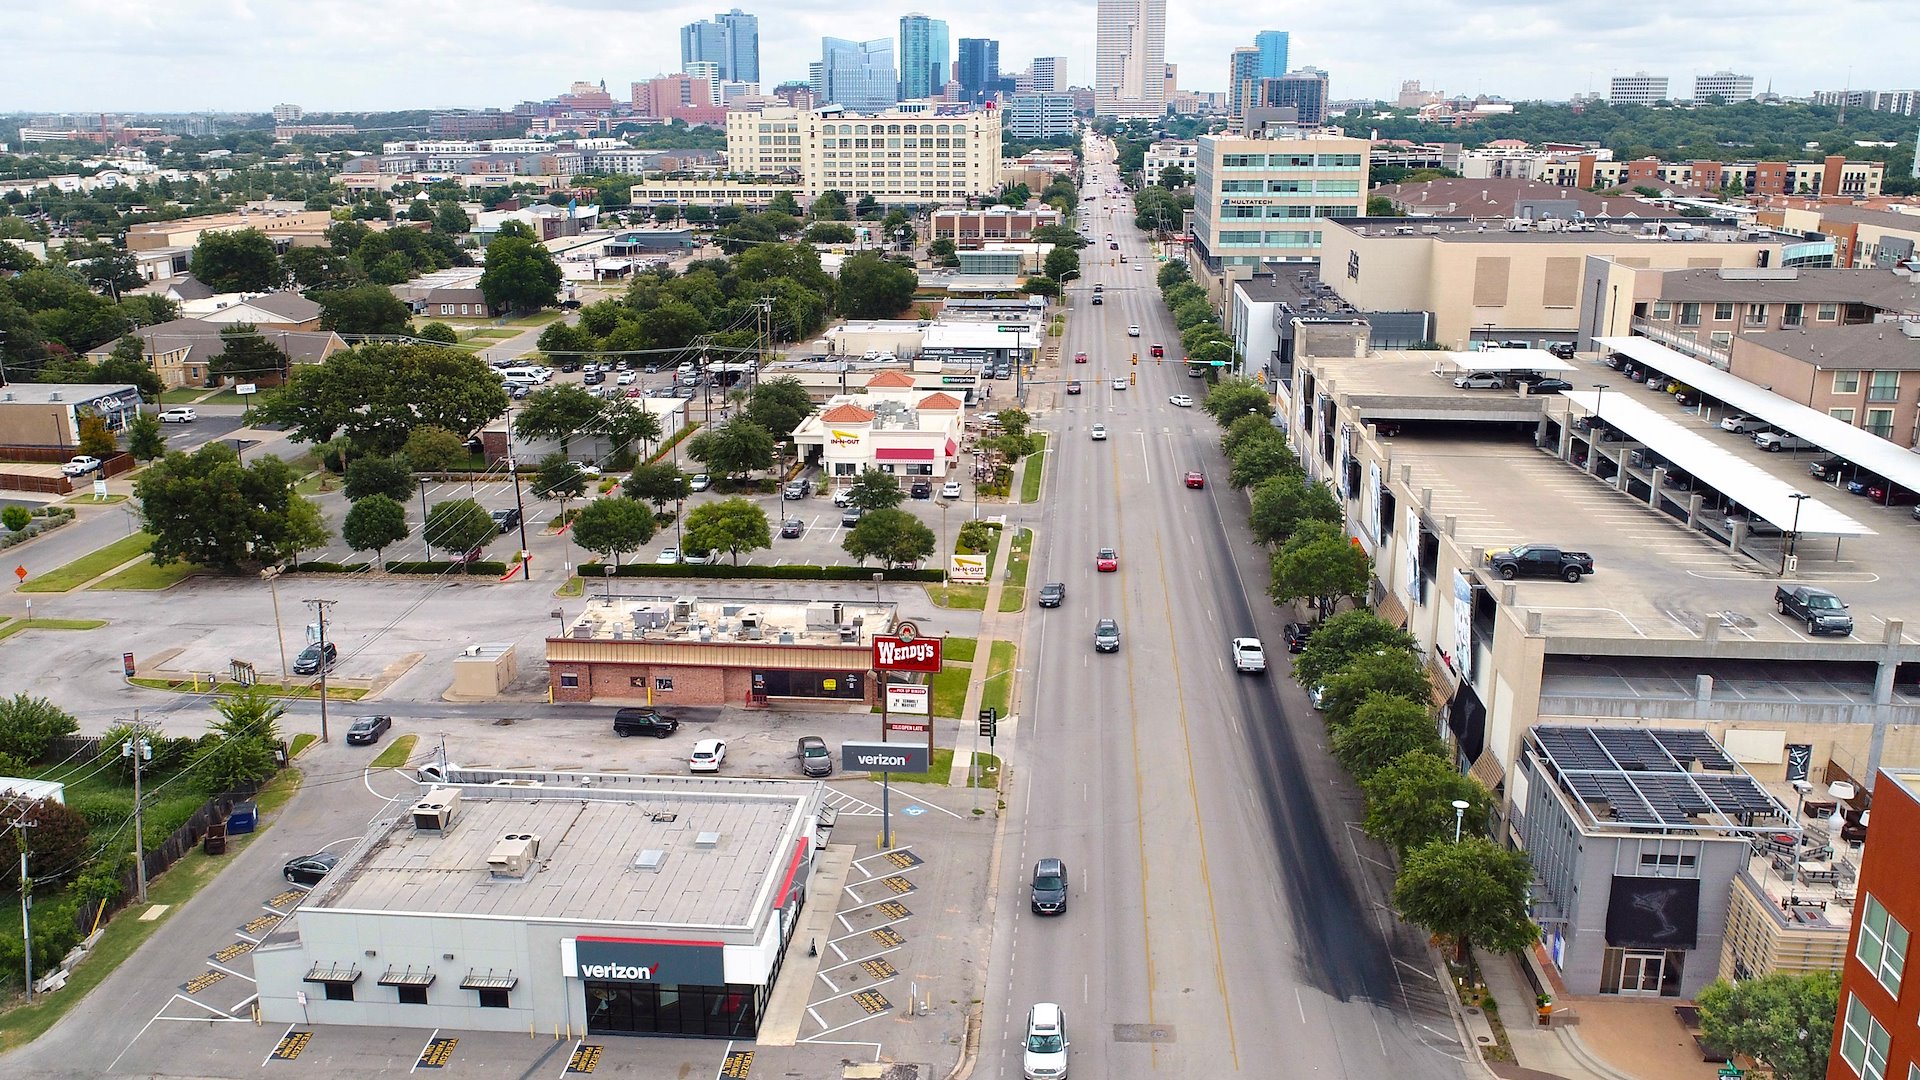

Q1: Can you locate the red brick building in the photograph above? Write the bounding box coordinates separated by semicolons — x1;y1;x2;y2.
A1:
1830;767;1915;1080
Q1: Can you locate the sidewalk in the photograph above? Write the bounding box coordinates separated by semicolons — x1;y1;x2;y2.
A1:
1475;948;1725;1080
947;522;1019;785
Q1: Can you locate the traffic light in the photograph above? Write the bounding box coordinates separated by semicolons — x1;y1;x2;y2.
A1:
1128;372;1137;386
1130;354;1137;366
978;708;997;739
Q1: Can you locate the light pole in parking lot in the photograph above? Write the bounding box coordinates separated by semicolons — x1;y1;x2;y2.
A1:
1452;799;1470;842
1783;492;1811;575
971;452;982;521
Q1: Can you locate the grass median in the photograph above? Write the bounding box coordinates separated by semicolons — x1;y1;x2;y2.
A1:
371;733;419;770
882;748;1000;787
982;640;1017;717
1020;433;1047;502
0;618;107;642
18;533;154;593
93;559;198;591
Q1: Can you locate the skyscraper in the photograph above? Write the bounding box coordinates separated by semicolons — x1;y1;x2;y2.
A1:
716;9;759;85
1254;31;1289;79
898;14;950;101
957;38;1000;104
1227;47;1261;118
1257;68;1329;126
681;19;728;75
1095;0;1167;117
1030;56;1067;94
821;37;898;113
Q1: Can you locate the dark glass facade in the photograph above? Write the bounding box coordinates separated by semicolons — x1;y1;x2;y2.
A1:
584;982;762;1038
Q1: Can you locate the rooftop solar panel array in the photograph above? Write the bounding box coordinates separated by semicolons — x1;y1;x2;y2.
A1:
1531;725;1785;831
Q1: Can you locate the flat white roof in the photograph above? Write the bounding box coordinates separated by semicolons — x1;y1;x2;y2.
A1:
921;323;1035;349
1564;389;1872;536
1433;350;1576;373
1598;335;1920;495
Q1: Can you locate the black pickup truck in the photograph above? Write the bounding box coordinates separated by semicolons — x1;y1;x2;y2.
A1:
1485;544;1594;582
1775;585;1855;636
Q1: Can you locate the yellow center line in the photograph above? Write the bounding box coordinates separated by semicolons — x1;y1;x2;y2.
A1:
1115;432;1162;1062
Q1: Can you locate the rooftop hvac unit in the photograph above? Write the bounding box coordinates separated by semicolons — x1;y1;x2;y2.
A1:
486;832;541;877
412;787;462;831
672;596;697;621
634;849;667;872
1903;322;1920;339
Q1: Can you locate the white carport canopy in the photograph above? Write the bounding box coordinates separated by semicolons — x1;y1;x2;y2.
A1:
1431;350;1576;374
1598;335;1920;495
1564;389;1874;537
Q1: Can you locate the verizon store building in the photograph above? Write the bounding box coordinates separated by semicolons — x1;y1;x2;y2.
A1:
255;770;826;1038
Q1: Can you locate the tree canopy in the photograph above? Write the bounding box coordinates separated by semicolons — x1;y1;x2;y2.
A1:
570;496;656;565
686;417;775;480
189;228;282;292
837;252;917;319
843;507;937;568
1393;836;1539;959
1695;971;1838;1080
254;342;509;455
683;497;771;564
479;230;562;313
1270;520;1371;621
135;443;327;571
315;283;413;336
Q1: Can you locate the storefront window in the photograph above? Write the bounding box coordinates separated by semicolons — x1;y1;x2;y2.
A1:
586;982;760;1038
754;670;864;700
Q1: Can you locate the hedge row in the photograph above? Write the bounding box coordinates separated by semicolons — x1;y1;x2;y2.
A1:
386;560;511;576
579;561;941;583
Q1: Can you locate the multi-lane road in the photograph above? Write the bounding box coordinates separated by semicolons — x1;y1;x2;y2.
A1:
981;141;1470;1079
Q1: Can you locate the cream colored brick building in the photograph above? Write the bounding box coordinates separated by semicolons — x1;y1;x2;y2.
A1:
724;104;1002;207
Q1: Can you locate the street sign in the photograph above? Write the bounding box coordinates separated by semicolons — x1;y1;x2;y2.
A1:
886;684;930;714
841;740;931;773
885;718;931;734
122;652;136;678
978;708;998;738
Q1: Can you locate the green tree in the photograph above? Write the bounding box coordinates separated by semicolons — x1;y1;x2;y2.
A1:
281;246;359;290
805;221;856;244
1248;475;1340;547
1044;246;1080;281
1;506;29;533
135;443;322;570
189;228;282;292
1695;972;1838;1080
1362;752;1494;858
211;683;286;743
514;384;604;456
343;454;416;502
100;335;164;400
1228;435;1299;490
423;497;494;563
570;496;657;566
1329;694;1441;779
191;732;279;791
0;796;92;895
125;410;165;462
623;462;690;510
1222;412;1283;460
1393;836;1539;960
928;237;957;265
402;424;466;472
684;497;771;564
602;399;664;458
1318;650;1432;729
209;323;290;383
433;201;471;236
479;232;562;313
315;284;413;336
746;376;815;443
768;190;803;217
1022;277;1060;299
254;343;508;455
536;321;594;357
0;693;79;763
1203;377;1274;426
1294;609;1419;690
843;507;937;567
415;321;458;344
534;453;588;501
837;252;917;318
686;417;774;481
1157;260;1192;289
76;414;117;459
846;466;906;513
1270;521;1368;620
341;493;409;563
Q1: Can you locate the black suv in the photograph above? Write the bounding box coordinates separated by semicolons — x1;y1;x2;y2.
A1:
1283;622;1314;653
293;641;338;675
613;708;679;738
1030;858;1068;915
491;507;521;533
910;480;932;499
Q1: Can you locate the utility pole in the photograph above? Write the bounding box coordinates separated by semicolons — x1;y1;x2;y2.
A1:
304;599;336;743
123;709;151;902
14;811;35;1002
507;457;531;579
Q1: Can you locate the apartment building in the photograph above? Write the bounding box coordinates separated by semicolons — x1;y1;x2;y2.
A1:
1143;139;1196;178
1609;72;1669;105
725;104;1002;207
1189;117;1368;289
1457;149;1885;200
1829;767;1919;1080
1759;204;1920;270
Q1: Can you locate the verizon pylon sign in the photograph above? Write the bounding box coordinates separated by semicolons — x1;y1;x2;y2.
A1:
872;634;941;672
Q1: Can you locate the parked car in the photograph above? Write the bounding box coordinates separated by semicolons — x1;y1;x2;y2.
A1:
1530;379;1573;393
682;548;717;566
1484;543;1594;582
1094;618;1121;653
1721;414;1770;434
616;371;637;385
841;507;863;527
491;507;521;533
1452;372;1507;390
613;708;679;738
1037;582;1066;608
157;407;197;423
1754;431;1816;452
1284;622;1313;653
796;736;832;777
344;715;392;745
582;370;606;385
688;738;727;772
568;461;602;478
783;478;811;499
292;641;338;675
1547;342;1577;359
1808;456;1852;481
832;487;853;507
780;518;805;538
60;456;102;476
283;852;340;886
941;480;963;498
655;547;682;564
689;473;712;491
910;480;932;499
1865;484;1920;506
1029;858;1069;915
1775;585;1854;636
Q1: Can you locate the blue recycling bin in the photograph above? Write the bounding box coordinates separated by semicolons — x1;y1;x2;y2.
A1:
226;802;258;835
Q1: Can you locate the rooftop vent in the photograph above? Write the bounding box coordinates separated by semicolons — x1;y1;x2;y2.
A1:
648;811;677;823
634;849;667;872
694;831;722;847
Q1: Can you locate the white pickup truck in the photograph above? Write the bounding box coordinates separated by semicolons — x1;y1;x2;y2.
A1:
1232;637;1268;674
1754;430;1816;452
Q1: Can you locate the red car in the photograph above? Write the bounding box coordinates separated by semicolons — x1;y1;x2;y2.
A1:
1185;471;1205;489
1074;351;1088;364
1067;380;1082;394
1866;484;1920;506
1150;343;1164;358
1096;547;1118;572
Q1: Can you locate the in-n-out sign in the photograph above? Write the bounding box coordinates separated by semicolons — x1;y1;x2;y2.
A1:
872;635;941;672
841;740;931;773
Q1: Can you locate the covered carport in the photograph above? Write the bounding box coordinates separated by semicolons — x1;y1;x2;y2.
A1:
1562;388;1873;566
1427;350;1577;378
1597;335;1920;501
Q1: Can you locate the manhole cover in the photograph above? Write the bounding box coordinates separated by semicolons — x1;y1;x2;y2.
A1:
1112;1024;1176;1043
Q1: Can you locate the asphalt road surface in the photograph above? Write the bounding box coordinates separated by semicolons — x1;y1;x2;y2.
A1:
979;143;1469;1079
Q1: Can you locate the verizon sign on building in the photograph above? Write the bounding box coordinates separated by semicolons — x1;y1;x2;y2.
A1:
872;634;941;673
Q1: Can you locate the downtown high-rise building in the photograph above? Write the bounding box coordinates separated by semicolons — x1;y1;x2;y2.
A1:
1254;31;1289;78
681;9;759;83
898;14;950;101
821;37;898;113
957;38;1000;104
1227;47;1261;119
1029;56;1068;94
1095;0;1167;117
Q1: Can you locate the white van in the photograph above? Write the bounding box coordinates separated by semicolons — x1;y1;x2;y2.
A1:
499;367;541;384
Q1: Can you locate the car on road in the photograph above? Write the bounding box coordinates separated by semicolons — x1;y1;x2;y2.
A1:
780;518;805;538
1090;294;1102;305
1073;352;1087;364
60;455;102;476
1094;618;1121;652
796;736;832;777
910;480;932;499
1030;858;1069;915
292;641;338;675
1127;324;1141;336
941;480;962;498
1169;394;1193;407
1090;423;1107;440
1453;372;1507;390
1024;1003;1069;1079
613;708;679;738
841;507;863;527
655;547;683;564
1096;547;1118;572
690;473;712;491
1037;582;1065;608
1232;637;1267;673
1184;470;1205;489
283;852;340;887
1111;378;1127;390
158;407;197;423
1150;343;1164;358
689;738;727;772
1284;622;1314;653
491;507;521;533
344;715;392;745
1066;380;1082;394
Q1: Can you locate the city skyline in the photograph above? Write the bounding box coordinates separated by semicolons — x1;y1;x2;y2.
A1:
4;0;1915;113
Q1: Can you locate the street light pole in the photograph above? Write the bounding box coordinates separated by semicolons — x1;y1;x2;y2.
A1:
1452;799;1471;842
1783;492;1811;576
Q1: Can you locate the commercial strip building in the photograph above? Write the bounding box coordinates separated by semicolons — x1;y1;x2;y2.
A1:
255;772;825;1038
789;377;966;486
546;595;893;706
0;383;142;446
929;206;1062;249
1829;767;1920;1080
724;104;1003;207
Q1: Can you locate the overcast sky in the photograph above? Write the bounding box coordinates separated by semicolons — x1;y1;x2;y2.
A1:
7;0;1913;114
